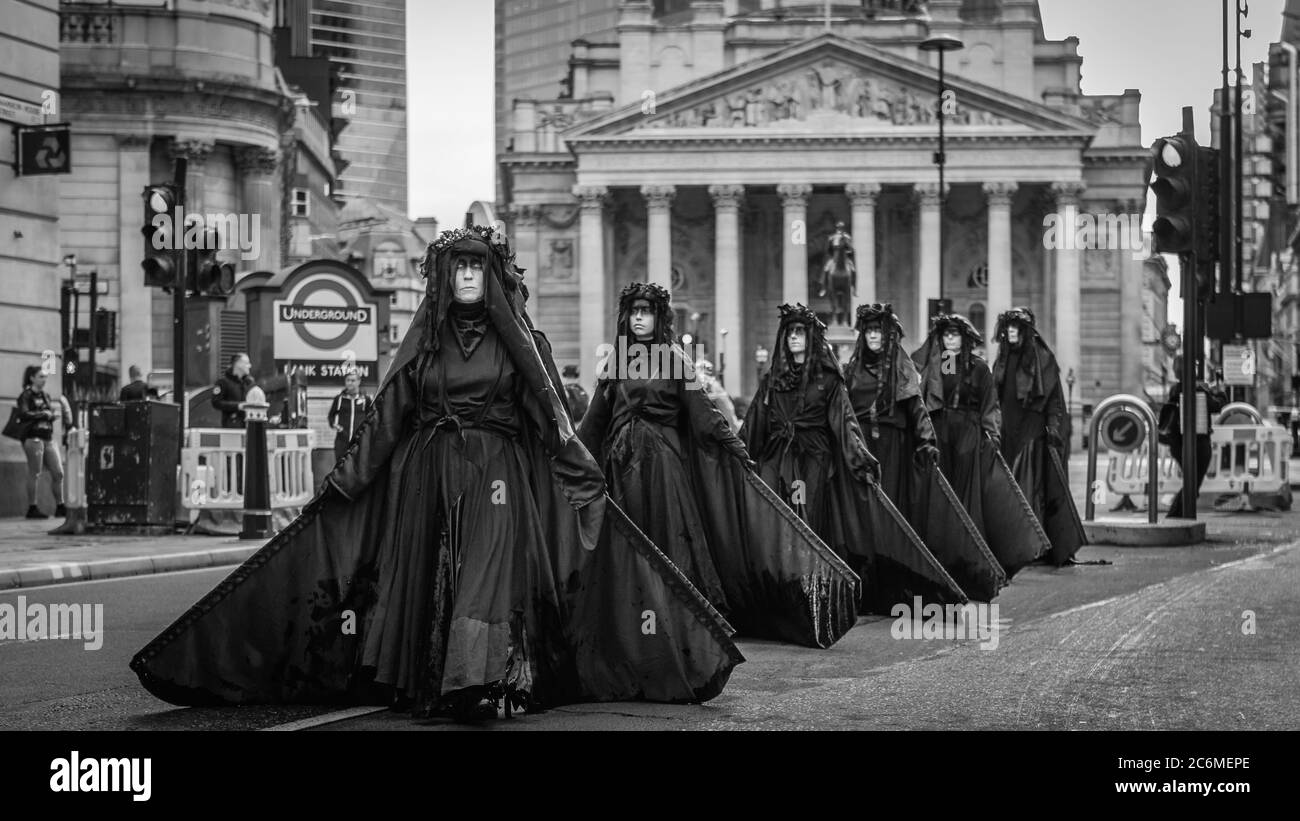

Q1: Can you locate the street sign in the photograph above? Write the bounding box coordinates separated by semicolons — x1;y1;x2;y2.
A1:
1222;343;1256;386
1099;405;1146;453
15;124;71;175
0;92;42;126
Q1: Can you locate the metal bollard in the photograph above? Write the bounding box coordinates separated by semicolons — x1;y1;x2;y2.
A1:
238;388;273;540
50;427;88;535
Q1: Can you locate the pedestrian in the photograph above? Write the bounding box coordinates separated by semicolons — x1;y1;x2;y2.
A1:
327;370;372;462
844;303;1003;601
578;285;859;648
560;364;588;423
16;365;66;519
991;307;1087;564
1162;355;1227;518
131;224;741;722
912;312;1049;577
741;303;964;614
212;353;255;428
119;365;154;401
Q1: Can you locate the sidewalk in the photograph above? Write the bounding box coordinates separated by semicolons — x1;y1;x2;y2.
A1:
1;455;1298;592
0;517;266;591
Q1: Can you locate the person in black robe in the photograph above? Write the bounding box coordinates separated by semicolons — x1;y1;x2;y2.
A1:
130;226;743;722
845;304;1004;601
912;313;1050;577
741;303;966;614
577;285;858;649
991;307;1087;565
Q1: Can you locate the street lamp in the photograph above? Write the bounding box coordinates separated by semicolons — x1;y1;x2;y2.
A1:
719;327;729;387
919;34;964;309
755;344;769;386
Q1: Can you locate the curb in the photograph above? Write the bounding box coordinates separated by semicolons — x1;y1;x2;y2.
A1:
0;545;259;591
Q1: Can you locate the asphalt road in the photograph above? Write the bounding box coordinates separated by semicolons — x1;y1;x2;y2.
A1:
1;530;1297;731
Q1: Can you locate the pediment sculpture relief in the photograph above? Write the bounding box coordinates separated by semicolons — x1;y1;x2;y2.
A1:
645;61;1006;130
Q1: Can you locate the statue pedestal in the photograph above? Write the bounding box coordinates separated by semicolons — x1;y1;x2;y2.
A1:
826;323;858;366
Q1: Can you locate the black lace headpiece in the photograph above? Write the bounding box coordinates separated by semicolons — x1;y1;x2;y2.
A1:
615;281;675;345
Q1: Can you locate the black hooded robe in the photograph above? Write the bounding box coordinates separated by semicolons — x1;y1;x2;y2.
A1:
741;358;967;615
845;345;1006;601
577;347;859;650
912;341;1051;577
992;337;1087;566
129;288;744;712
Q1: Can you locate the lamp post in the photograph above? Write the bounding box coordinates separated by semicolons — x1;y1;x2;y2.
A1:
755;344;769;387
1066;368;1076;447
919;34;964;309
719;327;729;388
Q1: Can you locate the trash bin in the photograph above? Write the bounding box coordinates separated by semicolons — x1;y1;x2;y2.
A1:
86;400;180;527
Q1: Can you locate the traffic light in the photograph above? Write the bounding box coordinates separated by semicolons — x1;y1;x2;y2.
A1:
1150;134;1221;302
142;184;178;288
190;228;236;296
1150;135;1198;254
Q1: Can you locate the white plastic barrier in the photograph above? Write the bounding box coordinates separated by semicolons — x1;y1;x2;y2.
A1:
180;427;316;511
1202;424;1291;496
1105;423;1293;508
1105;448;1183;498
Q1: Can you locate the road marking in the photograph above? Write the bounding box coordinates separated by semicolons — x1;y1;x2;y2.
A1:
0;565;226;594
261;706;389;731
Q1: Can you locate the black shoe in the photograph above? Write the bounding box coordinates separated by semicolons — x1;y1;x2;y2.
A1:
25;506;47;519
54;504;67;517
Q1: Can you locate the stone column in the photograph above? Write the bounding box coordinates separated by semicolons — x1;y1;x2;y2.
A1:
508;204;542;300
915;182;943;335
235;146;281;273
1051;180;1086;438
709;184;745;397
641;184;676;289
118;135;153;376
846;183;881;305
1116;198;1145;396
982;181;1018;342
574;185;609;394
777;183;812;305
170;139;213;217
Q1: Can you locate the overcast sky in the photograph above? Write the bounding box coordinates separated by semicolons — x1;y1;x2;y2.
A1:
408;0;1288;228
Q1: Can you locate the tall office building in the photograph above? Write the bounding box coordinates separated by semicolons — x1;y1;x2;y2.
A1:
311;0;409;214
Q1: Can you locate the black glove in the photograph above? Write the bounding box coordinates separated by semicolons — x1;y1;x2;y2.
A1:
985;432;1001;450
914;443;940;469
1045;427;1064;449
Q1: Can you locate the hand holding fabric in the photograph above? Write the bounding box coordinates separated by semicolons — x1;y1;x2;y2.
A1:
914;443;939;470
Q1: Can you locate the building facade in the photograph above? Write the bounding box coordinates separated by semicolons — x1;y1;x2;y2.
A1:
0;0;62;516
497;0;1150;442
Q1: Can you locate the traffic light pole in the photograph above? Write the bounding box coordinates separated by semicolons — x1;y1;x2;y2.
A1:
88;269;97;398
172;158;187;420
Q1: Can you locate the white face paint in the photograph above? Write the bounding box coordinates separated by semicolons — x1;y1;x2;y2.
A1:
942;329;962;352
453;256;485;303
1006;324;1021;345
865;322;884;352
629;301;655;341
786;325;808;356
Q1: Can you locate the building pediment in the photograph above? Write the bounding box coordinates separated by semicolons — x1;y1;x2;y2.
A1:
567;33;1095;143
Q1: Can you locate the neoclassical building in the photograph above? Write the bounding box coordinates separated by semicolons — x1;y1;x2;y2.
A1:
498;0;1150;436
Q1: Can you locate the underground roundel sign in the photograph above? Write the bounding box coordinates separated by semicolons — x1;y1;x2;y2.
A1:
273;272;378;382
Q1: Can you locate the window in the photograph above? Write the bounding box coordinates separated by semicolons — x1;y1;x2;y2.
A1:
292;188;310;217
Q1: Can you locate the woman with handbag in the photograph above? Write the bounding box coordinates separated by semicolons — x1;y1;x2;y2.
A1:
14;366;66;519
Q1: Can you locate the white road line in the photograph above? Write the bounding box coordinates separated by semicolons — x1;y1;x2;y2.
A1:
0;565;227;594
261;706;389;731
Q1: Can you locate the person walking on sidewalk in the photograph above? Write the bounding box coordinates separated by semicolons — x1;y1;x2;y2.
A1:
119;365;155;401
17;366;66;519
327;370;372;462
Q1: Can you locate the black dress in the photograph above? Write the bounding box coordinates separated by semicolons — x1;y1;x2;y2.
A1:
913;344;1050;577
845;347;1005;601
992;338;1087;565
130;298;744;713
579;347;860;649
742;360;967;614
